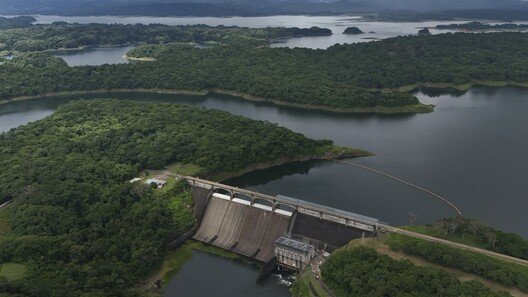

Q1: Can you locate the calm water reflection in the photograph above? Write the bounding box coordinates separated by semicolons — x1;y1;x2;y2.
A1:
163;251;291;297
31;15;461;49
53;46;133;66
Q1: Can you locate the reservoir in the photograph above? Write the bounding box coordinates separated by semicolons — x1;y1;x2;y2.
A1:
1;87;527;296
1;14;527;296
1;87;527;237
32;15;460;49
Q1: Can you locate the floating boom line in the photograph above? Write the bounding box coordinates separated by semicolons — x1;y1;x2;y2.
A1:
328;159;462;216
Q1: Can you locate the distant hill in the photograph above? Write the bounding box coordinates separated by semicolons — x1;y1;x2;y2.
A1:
1;0;528;17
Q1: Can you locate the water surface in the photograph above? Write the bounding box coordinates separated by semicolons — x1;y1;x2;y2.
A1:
163;251;291;297
31;15;461;49
53;46;133;66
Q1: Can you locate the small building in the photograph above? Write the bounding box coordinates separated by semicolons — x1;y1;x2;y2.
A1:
274;237;315;270
146;178;167;188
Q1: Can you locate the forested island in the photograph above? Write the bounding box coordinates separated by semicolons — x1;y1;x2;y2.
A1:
436;21;528;31
0;22;331;52
2;32;528;113
0;99;362;295
343;27;364;35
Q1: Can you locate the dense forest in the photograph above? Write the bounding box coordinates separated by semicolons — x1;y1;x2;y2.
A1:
0;23;331;52
436;21;528;30
321;246;510;297
0;51;420;111
0;16;35;30
3;32;528;111
386;234;528;292
412;217;528;261
124;31;528;90
0;99;336;296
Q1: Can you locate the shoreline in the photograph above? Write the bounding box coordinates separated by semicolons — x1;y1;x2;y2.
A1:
124;55;156;62
208;145;373;182
0;88;433;114
379;80;528;93
4;80;528;113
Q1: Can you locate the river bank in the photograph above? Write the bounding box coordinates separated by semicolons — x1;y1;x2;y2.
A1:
380;80;528;93
0;88;434;114
208;145;372;182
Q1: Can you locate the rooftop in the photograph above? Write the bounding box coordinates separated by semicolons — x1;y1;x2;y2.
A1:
277;194;380;225
275;237;314;252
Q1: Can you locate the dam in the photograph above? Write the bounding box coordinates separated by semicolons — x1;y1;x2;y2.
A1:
186;176;381;263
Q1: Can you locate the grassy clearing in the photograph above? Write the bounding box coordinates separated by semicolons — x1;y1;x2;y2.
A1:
160;240;242;284
167;163;204;176
0;263;27;281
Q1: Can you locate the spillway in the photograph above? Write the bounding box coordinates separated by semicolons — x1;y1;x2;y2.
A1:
214;201;249;249
234;207;272;257
193;191;292;262
193;196;230;242
189;180;378;263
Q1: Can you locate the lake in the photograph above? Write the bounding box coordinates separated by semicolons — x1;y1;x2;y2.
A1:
53;46;134;66
32;14;460;50
1;87;527;295
32;14;460;65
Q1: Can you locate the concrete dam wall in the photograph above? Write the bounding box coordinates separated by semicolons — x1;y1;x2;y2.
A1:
190;184;379;262
291;213;366;251
193;193;291;262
